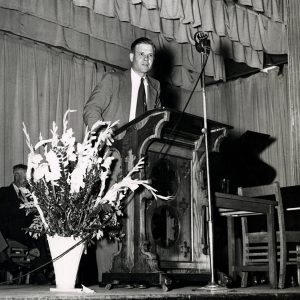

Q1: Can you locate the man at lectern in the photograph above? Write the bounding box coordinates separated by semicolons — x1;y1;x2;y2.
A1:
83;37;161;286
83;37;161;129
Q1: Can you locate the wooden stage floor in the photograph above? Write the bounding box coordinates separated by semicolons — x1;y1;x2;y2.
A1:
1;284;300;300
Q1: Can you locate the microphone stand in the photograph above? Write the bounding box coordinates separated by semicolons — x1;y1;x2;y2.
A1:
195;44;228;293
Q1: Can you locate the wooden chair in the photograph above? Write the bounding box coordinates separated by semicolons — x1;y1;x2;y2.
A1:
238;182;300;288
215;191;277;288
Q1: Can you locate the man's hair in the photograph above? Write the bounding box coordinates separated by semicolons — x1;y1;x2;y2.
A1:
13;164;28;173
130;37;156;54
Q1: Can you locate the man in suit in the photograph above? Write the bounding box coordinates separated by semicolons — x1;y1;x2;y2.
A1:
0;164;34;249
83;37;161;129
83;38;161;286
0;164;49;284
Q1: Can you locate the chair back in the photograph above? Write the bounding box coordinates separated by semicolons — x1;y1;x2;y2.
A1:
238;182;287;287
238;182;285;239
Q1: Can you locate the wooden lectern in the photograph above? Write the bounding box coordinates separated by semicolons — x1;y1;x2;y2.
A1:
102;108;232;291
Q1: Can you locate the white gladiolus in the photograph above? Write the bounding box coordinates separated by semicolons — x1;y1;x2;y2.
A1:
34;163;50;182
34;138;53;151
96;230;104;240
102;156;114;170
21;109;170;242
45;150;61;182
69;166;85;193
27;152;43;180
61;128;75;147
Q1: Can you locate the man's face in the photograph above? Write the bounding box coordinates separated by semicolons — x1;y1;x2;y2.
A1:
14;169;27;187
129;43;155;77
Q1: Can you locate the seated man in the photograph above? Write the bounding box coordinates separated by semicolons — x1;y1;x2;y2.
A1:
0;164;50;284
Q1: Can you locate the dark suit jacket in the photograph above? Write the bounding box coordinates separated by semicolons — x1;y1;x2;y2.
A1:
0;184;35;249
83;69;161;129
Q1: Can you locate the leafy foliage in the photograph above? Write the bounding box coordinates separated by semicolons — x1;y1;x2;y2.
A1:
21;110;167;242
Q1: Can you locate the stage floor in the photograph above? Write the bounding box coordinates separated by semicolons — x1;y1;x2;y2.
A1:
0;284;300;300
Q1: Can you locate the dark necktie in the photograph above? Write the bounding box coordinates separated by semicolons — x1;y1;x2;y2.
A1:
18;189;24;201
136;77;147;117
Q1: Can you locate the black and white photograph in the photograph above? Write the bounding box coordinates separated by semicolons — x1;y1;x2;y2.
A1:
0;1;298;299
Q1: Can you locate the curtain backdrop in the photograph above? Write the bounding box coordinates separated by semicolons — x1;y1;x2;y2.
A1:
0;0;287;88
0;33;292;187
0;32;108;185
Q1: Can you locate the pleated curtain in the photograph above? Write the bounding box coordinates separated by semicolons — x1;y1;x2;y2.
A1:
0;33;107;185
0;0;288;87
0;32;292;187
180;66;291;186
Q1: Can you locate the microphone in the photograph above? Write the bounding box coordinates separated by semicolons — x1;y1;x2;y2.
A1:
194;31;211;55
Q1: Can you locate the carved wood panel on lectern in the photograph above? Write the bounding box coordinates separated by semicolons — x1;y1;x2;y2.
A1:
146;152;191;264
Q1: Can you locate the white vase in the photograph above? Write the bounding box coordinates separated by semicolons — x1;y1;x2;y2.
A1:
47;234;85;292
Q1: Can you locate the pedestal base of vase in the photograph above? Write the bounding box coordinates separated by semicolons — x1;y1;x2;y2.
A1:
50;287;82;293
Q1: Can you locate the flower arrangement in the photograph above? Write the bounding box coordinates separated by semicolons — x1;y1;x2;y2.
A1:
21;110;167;242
